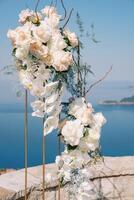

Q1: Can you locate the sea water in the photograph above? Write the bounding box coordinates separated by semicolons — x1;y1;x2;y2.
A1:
0;104;134;169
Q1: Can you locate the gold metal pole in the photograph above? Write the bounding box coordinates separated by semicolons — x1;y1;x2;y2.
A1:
24;89;28;200
58;135;61;200
42;117;46;200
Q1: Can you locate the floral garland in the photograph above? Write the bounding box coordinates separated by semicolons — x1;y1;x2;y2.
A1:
7;6;78;135
7;5;106;200
56;97;106;199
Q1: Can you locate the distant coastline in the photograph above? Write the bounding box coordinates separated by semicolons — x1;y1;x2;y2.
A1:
99;95;134;105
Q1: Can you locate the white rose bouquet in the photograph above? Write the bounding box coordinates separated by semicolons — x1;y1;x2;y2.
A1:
7;5;78;135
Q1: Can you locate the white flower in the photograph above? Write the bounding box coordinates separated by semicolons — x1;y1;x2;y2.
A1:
64;29;78;47
44;14;61;29
69;98;93;126
79;127;100;152
62;120;84;146
15;45;29;60
30;78;44;97
19;9;32;24
45;92;60;105
19;9;42;24
10;24;32;47
52;51;73;71
69;97;86;115
41;6;57;17
41;81;59;97
45;99;61;114
44;116;59;135
92;112;106;128
32;23;51;43
18;70;33;89
35;64;50;82
31;100;45;118
49;31;67;51
30;40;48;60
7;30;16;46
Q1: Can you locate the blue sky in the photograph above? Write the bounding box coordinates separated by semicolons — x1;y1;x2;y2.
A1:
0;0;134;104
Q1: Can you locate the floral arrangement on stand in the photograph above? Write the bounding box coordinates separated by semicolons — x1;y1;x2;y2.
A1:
7;3;108;200
7;5;78;135
56;97;106;199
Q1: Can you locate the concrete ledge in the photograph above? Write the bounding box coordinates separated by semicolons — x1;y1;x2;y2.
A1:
0;156;134;200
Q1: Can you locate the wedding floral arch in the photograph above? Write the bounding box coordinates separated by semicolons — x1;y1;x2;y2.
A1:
7;3;107;200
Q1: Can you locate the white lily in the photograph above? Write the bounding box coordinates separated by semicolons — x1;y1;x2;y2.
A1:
44;115;59;135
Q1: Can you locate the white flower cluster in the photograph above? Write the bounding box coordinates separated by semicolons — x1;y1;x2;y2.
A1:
62;97;106;151
8;5;106;199
7;6;78;135
56;97;106;199
7;6;78;72
31;81;62;135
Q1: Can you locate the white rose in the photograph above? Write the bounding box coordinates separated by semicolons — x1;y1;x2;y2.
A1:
64;29;78;47
81;127;100;152
19;9;42;24
52;51;73;71
30;40;48;60
44;116;59;135
92;112;106;127
44;14;61;29
14;24;32;46
77;107;93;126
62;120;84;146
49;32;67;51
32;23;51;43
69;98;93;126
41;6;57;17
19;9;32;24
7;30;16;46
69;97;86;115
15;45;29;60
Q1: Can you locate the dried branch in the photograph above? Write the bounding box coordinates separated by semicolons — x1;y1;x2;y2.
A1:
62;8;74;29
60;0;67;21
35;0;40;22
85;65;113;96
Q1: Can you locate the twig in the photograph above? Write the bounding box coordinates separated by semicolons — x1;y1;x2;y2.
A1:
85;65;113;96
62;8;74;29
35;0;40;22
60;0;67;21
